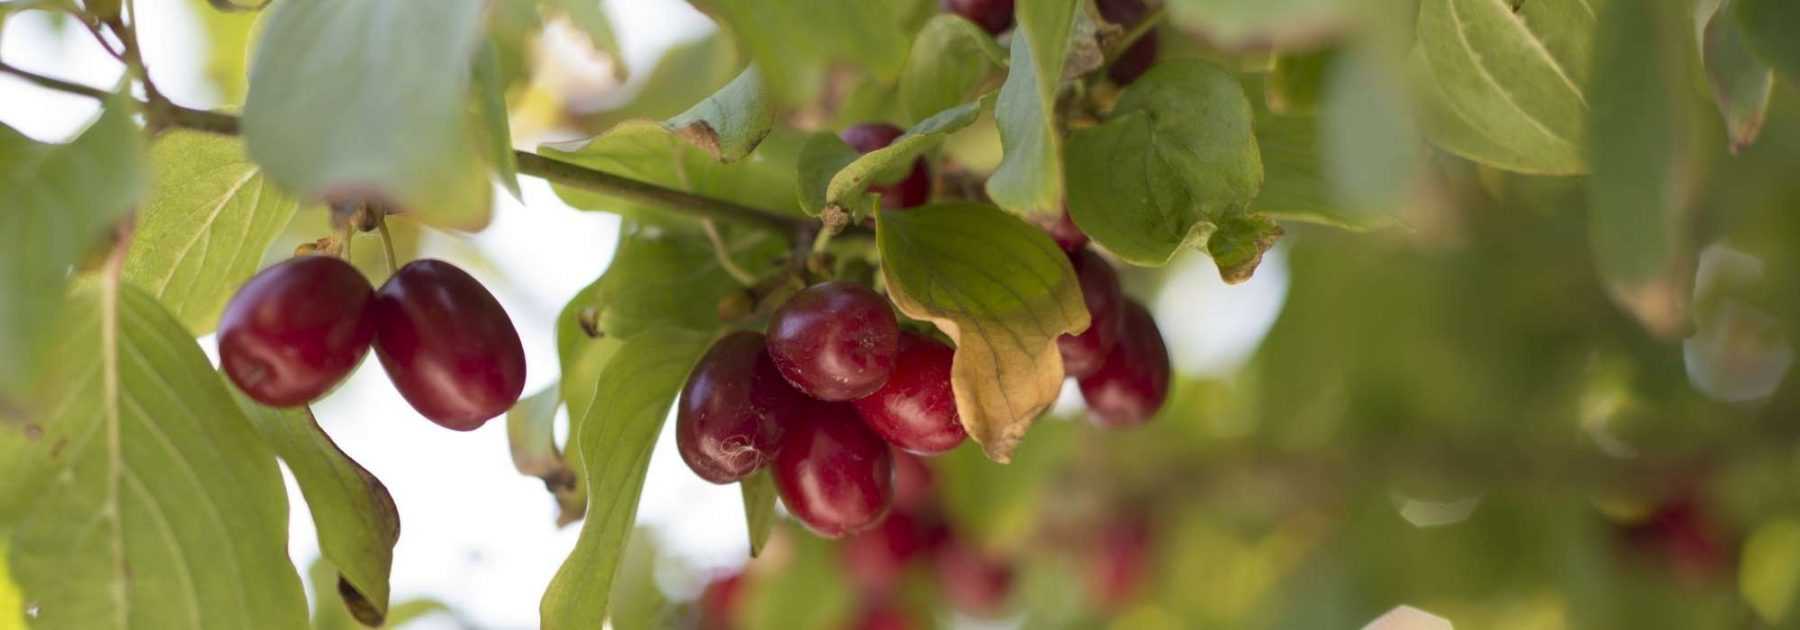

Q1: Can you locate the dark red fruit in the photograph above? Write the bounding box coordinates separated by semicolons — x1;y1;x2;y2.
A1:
220;255;376;407
1077;300;1170;428
697;570;745;630
852;332;965;455
766;281;900;401
935;538;1015;618
851;602;918;630
842;508;934;593
773;404;895;537
840;123;931;209
1037;210;1089;253
940;0;1015;34
1058;248;1123;378
891;448;938;513
1618;496;1731;582
677;331;806;484
1096;0;1150;25
370;259;526;430
1097;0;1157;85
1086;512;1153;610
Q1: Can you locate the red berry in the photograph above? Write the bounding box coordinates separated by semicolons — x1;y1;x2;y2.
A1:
766;282;900;401
220;255;376;406
773;404;895;537
840;123;931;209
371;259;526;430
1077;299;1170;428
697;570;745;630
1058;249;1123;378
1086;512;1153;610
1096;0;1150;25
1037;210;1089;253
677;331;805;483
940;0;1015;34
1109;33;1158;86
935;538;1014;618
841;508;934;593
852;332;965;455
1619;496;1731;581
890;448;938;513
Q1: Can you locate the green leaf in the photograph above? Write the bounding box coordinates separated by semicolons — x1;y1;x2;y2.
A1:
541;121;800;227
243;0;492;230
606;528;670;630
1065;61;1269;276
306;557;449;630
187;0;258;104
986;0;1082;217
507;384;582;526
1265;49;1333;115
799;97;988;220
1413;0;1601;174
690;0;912;104
1702;0;1775;153
1588;0;1701;338
1743;518;1800;626
582;34;741;130
742;532;854;630
0;100;144;416
122;131;301;335
556;225;779;343
1251;110;1396;232
1319;47;1422;222
1734;0;1800;85
0;281;308;629
663;66;773;163
937;418;1076;548
234;397;399;627
543;0;627;81
539;328;709;630
1166;0;1349;50
740;469;776;558
898;14;1008;123
473;38;522;201
877;203;1089;462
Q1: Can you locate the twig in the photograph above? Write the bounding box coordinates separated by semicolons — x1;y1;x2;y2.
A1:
700;220;758;286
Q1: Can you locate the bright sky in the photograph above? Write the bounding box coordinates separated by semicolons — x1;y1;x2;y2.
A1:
0;2;1288;627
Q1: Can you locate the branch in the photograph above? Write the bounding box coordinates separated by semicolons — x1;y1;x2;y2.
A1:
0;62;810;236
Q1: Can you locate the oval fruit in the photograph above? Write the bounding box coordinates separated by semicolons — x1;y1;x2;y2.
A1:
766;281;900;401
852;332;965;455
773;404;895;537
219;255;376;407
676;331;807;483
1077;299;1171;428
371;259;526;430
1058;248;1123;378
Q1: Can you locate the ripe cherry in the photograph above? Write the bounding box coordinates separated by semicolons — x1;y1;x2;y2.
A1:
773;403;895;537
697;570;746;630
840;123;931;209
852;332;965;455
1077;299;1170;428
766;281;900;401
1086;512;1153;611
1058;248;1123;378
1618;495;1731;582
1036;210;1089;253
677;331;805;484
940;0;1015;34
1097;0;1157;85
220;255;376;406
891;448;938;513
935;537;1015;618
370;259;526;430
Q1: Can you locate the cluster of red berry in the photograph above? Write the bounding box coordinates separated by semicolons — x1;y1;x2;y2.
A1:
939;0;1158;86
218;252;526;429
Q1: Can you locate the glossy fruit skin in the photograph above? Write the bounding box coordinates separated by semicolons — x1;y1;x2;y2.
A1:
697;570;745;630
840;123;930;209
370;259;526;430
677;331;805;483
890;448;937;513
935;538;1015;618
852;332;965;455
766;281;900;401
220;255;377;407
1077;299;1170;428
940;0;1015;34
773;403;895;537
1058;248;1123;378
1097;0;1157;85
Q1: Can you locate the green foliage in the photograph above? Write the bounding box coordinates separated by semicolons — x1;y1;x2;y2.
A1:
473;38;522;200
739;469;777;557
1742;518;1800;625
1734;0;1800;86
540;328;708;630
877;203;1089;461
664;66;775;163
0;101;143;413
798;97;987;219
690;0;916;105
234;398;398;626
1701;0;1775;153
986;0;1091;217
898;14;1008;123
542;122;800;226
243;0;492;229
0;282;308;629
1066;61;1268;275
305;557;448;630
1166;0;1349;50
123;131;300;334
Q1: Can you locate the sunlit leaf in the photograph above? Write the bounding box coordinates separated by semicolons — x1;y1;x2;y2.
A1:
541;122;800;227
663;66;773;163
507;384;582;526
540;328;709;629
306;557;449;630
1165;0;1349;51
798;97;988;220
986;0;1083;218
243;0;492;229
1320;47;1421;222
123;131;300;334
0;281;309;629
877;203;1088;461
234;397;398;627
607;528;671;630
473;38;522;200
898;14;1007;123
690;0;913;104
1743;518;1800;625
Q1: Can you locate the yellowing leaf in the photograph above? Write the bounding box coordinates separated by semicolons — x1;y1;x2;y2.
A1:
877;203;1089;461
1743;519;1800;625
